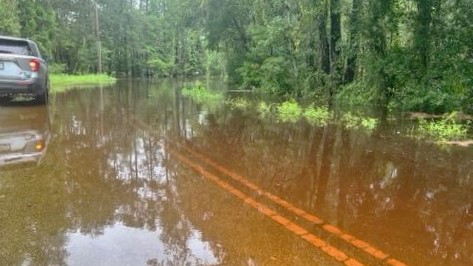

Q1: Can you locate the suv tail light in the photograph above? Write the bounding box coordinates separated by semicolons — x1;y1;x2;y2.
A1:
29;59;40;72
35;140;45;151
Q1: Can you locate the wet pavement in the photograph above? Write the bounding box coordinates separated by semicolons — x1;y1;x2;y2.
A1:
1;80;473;265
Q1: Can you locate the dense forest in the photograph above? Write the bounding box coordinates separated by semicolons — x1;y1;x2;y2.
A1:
0;0;472;113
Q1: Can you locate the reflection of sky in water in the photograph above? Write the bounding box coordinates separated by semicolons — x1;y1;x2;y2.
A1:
66;223;219;265
107;138;167;184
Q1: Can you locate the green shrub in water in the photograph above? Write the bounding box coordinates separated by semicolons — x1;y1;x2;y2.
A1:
341;112;361;129
182;82;223;104
226;98;251;110
417;113;469;141
258;101;272;118
340;112;378;132
303;106;330;126
277;101;303;123
361;117;378;131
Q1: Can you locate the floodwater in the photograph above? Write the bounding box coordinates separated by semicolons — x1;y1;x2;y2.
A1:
1;80;473;266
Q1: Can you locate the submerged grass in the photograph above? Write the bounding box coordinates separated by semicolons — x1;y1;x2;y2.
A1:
181;82;223;105
303;106;330;126
184;87;470;144
277;101;303;123
415;116;470;142
340;112;378;132
50;74;116;93
257;101;272;118
226;98;251;110
256;100;378;132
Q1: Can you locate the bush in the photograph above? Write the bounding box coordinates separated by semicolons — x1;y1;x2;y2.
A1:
336;81;377;106
48;63;66;74
416;113;470;141
277;101;303;123
303;106;330;126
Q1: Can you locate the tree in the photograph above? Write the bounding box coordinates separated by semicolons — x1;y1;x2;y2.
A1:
0;0;20;36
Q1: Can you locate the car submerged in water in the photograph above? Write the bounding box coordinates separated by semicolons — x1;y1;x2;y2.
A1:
0;35;49;104
0;104;50;168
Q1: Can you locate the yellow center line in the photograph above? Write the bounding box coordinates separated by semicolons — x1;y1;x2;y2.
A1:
130;117;406;266
169;147;365;266
174;143;407;266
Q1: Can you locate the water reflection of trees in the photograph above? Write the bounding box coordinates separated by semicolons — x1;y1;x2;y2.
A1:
51;83;221;265
51;82;473;265
1;82;222;265
178;100;473;265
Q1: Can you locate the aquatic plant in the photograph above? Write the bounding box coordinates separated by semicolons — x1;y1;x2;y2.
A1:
226;98;251;110
416;114;469;142
360;117;378;131
181;82;223;104
257;101;272;119
277;101;303;123
341;112;360;129
339;112;378;132
303;106;330;126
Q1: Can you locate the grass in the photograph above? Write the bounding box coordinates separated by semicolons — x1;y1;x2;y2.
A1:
226;98;251;109
181;82;224;105
303;106;330;126
254;100;378;131
408;112;471;143
416;118;469;142
277;101;303;123
50;74;117;93
257;102;272;118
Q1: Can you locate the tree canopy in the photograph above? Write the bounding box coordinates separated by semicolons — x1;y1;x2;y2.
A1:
0;0;472;113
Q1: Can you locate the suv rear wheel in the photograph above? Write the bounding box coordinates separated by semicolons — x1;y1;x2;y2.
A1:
34;80;49;104
34;89;48;104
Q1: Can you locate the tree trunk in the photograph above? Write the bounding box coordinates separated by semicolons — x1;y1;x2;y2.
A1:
330;0;342;83
414;0;433;77
344;0;362;83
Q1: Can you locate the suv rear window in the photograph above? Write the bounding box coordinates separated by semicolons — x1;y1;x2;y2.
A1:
0;39;32;56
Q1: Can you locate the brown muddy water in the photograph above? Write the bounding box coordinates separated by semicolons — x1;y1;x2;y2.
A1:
1;80;473;266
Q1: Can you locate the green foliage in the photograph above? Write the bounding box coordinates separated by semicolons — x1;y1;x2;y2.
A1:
181;82;223;105
243;98;379;133
147;57;175;77
361;117;378;131
238;62;262;89
226;98;251;110
259;57;292;95
415;113;470;142
336;81;377;105
50;74;116;92
340;112;378;132
238;56;292;95
276;101;303;123
17;0;55;56
49;63;66;74
341;112;361;129
0;0;20;36
391;81;467;114
205;50;226;77
257;101;272;119
303;106;330;126
5;0;473;116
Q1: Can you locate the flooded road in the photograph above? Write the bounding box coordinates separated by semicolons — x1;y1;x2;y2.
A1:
1;80;473;266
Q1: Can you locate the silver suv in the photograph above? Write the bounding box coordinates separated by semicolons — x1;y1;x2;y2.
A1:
0;36;49;104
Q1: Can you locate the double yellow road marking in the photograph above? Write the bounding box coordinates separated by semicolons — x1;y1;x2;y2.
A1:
168;144;406;266
131;117;406;265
